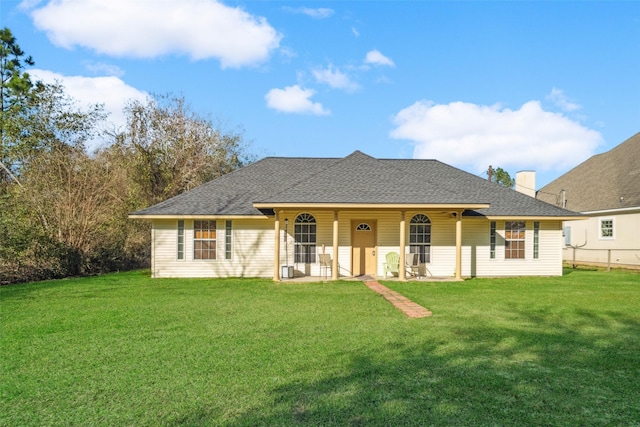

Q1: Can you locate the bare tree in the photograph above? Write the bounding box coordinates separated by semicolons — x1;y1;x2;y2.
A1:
111;94;252;205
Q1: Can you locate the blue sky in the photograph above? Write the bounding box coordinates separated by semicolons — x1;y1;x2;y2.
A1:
2;1;639;187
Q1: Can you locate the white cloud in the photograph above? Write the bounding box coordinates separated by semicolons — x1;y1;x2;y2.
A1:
365;50;395;67
30;69;148;141
83;61;125;77
352;27;360;37
390;100;602;173
26;0;281;68
312;65;359;92
546;87;581;112
283;6;334;19
265;85;329;115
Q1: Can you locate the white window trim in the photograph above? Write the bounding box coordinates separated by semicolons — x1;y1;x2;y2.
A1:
598;218;615;240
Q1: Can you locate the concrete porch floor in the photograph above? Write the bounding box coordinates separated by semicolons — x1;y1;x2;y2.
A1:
280;274;461;283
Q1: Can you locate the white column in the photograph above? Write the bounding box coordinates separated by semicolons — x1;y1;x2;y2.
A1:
332;211;339;280
273;211;281;281
455;211;462;280
399;211;406;281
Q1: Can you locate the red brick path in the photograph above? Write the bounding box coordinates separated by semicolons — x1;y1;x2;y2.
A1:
363;280;432;318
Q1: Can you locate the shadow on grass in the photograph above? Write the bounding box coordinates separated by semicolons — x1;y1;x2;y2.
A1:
172;307;640;426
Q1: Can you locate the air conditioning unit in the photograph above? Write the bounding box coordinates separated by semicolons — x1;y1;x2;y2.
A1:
281;265;293;278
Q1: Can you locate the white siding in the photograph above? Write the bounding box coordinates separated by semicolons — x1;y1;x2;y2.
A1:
150;213;565;279
153;219;274;278
472;220;563;277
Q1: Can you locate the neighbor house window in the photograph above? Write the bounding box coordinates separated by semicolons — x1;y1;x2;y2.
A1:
409;214;431;263
194;220;216;260
600;218;614;239
177;220;185;260
505;221;525;259
533;221;540;259
294;213;316;263
225;220;232;260
563;226;572;246
490;221;496;259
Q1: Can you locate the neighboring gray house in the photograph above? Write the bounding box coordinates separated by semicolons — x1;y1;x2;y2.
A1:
130;151;580;280
537;132;640;268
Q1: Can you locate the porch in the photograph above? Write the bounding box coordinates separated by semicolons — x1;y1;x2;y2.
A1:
266;207;483;282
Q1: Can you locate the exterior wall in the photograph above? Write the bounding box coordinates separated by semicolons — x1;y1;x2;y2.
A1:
151;213;565;279
377;215;562;278
152;218;274;278
469;219;563;277
562;210;640;267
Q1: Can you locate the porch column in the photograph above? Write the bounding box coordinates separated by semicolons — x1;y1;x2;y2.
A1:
332;210;339;280
399;211;407;281
455;210;462;280
273;211;281;281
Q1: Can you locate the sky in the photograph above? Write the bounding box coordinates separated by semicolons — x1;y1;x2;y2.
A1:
2;0;639;188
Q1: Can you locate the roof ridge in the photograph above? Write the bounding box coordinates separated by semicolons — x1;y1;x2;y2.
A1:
258;151;391;202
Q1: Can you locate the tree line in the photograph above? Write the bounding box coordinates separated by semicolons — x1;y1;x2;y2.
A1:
0;28;254;284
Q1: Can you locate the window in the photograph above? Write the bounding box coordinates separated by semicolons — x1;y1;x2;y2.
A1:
505;221;525;259
409;214;431;263
225;220;232;260
533;221;540;259
294;213;316;263
563;226;572;246
177;220;184;260
194;220;216;260
490;221;496;259
600;218;614;239
356;223;371;231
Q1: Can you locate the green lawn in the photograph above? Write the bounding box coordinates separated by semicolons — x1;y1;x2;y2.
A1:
1;269;639;426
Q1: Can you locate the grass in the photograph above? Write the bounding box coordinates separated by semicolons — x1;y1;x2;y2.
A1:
1;269;639;426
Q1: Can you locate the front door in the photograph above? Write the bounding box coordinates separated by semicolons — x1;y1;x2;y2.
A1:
351;221;377;276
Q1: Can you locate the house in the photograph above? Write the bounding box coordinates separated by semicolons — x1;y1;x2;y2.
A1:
537;132;640;268
129;151;581;280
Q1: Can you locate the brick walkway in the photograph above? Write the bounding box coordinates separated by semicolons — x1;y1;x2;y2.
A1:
363;280;432;318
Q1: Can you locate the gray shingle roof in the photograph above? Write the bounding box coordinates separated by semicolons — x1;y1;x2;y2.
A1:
537;132;640;212
131;150;578;218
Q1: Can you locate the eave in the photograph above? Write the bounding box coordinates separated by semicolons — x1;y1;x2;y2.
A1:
252;202;491;211
128;214;270;220
484;215;586;221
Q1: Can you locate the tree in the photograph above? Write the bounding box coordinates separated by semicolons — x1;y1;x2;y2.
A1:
489;166;515;188
0;78;111;282
7;81;105;174
18;145;132;274
1;27;35;184
111;94;253;206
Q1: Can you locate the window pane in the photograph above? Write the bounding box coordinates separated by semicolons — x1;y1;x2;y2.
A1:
533;222;539;259
225;220;232;260
294;214;316;264
505;221;525;259
600;220;613;238
410;214;431;264
194;220;216;260
177;220;184;260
